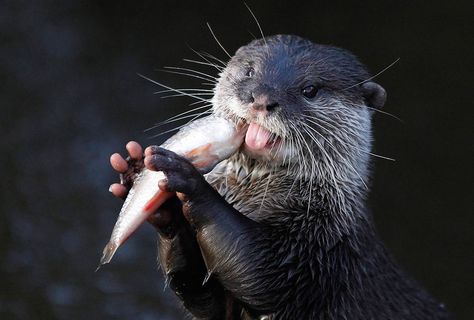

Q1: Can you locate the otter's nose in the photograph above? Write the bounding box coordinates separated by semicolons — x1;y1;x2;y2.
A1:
249;93;279;113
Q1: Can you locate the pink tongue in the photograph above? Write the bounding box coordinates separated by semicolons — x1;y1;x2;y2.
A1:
245;123;271;150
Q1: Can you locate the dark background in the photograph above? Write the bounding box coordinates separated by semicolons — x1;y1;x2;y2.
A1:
1;0;472;319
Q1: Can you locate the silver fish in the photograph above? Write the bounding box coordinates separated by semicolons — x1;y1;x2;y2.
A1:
97;115;246;269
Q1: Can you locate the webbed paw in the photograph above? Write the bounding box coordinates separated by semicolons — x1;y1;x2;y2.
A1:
109;141;144;199
144;146;207;197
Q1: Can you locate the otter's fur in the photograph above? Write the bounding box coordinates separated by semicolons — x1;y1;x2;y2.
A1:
147;35;451;319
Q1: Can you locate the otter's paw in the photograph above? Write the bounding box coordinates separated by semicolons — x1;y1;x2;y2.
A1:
144;146;206;197
119;156;144;190
109;141;144;199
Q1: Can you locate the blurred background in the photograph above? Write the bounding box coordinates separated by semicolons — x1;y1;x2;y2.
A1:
1;0;472;319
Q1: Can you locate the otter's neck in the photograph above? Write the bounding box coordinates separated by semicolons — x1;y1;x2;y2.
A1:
208;155;448;318
210;152;371;239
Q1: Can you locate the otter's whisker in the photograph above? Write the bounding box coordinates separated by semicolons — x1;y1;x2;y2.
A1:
301;121;369;190
291;123;307;177
247;30;258;40
160;93;214;99
290;124;308;177
154;88;214;94
163;103;212;120
206;22;232;59
293;128;320;214
159;69;218;84
303;126;347;215
138;73;210;103
314;117;396;161
298;124;341;195
282;134;294;176
284;172;298;202
144;104;213;132
307;157;315;215
258;168;274;214
186;46;226;70
276;136;287;165
148;110;213;129
295;125;311;177
364;106;403;123
244;2;268;48
343;58;400;91
163;66;218;82
183;58;224;71
189;99;214;108
200;51;228;68
305;116;396;162
148;109;212;139
299;128;316;215
293;128;314;178
303;115;396;162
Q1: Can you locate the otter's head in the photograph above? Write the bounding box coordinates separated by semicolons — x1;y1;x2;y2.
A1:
212;35;386;189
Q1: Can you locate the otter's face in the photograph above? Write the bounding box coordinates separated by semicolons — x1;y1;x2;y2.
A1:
212;35;385;178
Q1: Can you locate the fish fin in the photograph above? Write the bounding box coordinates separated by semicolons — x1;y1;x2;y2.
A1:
191;156;219;172
95;241;118;272
185;143;212;161
185;144;219;173
144;190;172;213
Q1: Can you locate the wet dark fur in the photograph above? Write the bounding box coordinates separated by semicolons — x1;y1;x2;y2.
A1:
143;35;451;319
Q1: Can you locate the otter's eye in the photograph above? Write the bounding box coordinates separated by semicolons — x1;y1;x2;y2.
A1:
302;85;318;99
245;67;254;78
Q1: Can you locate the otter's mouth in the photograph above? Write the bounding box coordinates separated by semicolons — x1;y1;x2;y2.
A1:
244;122;281;151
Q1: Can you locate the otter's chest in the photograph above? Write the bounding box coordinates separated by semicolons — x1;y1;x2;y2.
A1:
205;161;304;225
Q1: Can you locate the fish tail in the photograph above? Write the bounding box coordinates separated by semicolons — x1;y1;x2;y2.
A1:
95;241;118;272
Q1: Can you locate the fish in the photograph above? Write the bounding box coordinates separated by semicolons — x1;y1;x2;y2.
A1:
97;115;246;270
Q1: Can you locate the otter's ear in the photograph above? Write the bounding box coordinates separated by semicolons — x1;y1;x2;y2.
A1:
361;81;386;109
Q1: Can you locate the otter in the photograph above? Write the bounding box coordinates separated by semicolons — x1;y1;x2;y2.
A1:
109;35;450;319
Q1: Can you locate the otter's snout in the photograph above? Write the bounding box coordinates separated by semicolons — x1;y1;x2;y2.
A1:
248;92;279;114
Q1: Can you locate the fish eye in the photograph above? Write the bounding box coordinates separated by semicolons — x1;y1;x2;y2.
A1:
245;67;254;77
302;85;318;99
